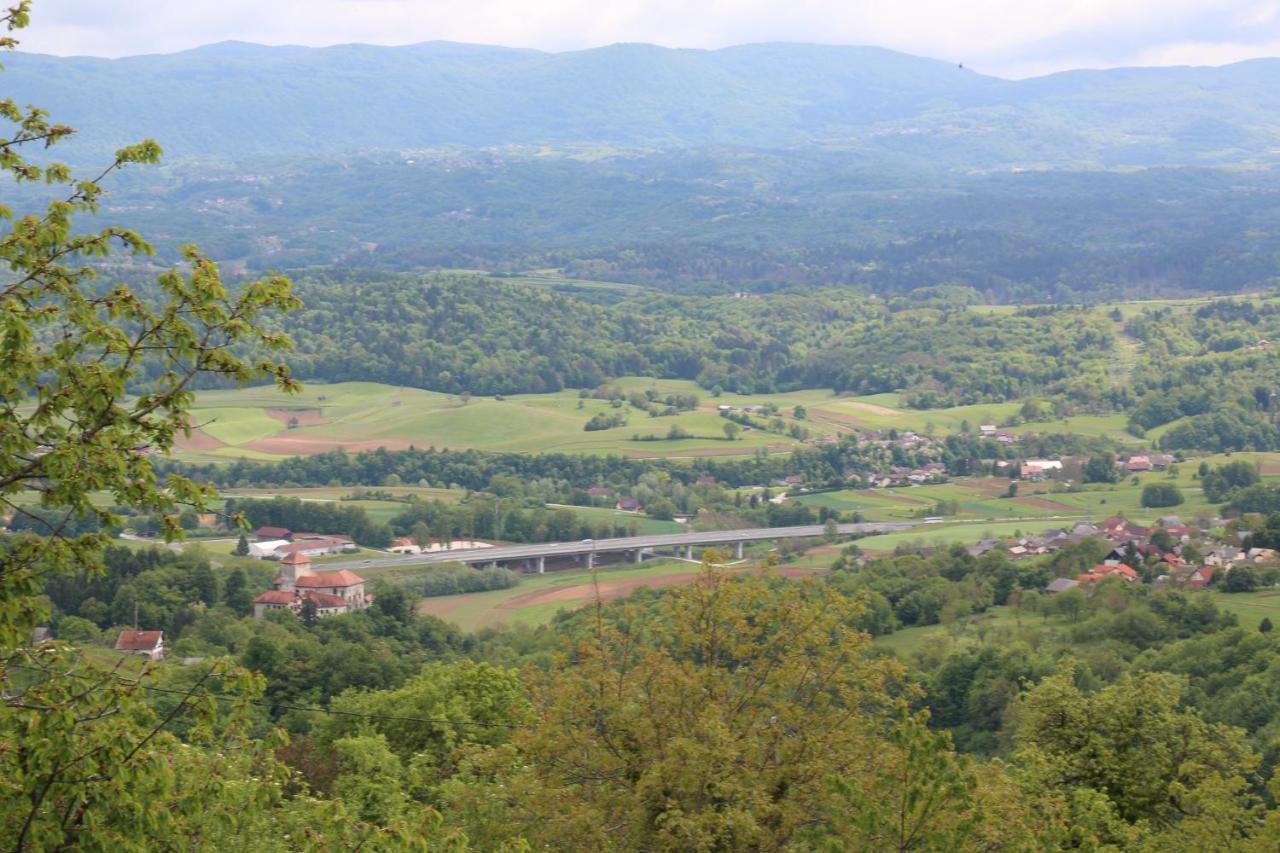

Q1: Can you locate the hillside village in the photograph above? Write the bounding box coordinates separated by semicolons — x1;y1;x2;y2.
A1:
947;514;1277;594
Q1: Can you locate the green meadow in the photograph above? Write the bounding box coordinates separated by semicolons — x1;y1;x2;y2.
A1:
411;558;704;631
172;377;1156;467
1210;590;1280;631
175;379;825;463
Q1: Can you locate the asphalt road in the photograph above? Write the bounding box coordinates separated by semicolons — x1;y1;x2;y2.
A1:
321;521;918;571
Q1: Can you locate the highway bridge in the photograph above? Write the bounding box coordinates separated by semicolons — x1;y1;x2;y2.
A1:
323;521;918;574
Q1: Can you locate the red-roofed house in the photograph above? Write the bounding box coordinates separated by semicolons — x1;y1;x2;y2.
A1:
1124;456;1153;473
115;630;165;660
253;552;371;619
1186;566;1216;590
274;536;355;558
254;526;292;541
1078;564;1139;584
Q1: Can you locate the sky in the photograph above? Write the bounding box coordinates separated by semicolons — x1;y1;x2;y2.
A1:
16;0;1280;79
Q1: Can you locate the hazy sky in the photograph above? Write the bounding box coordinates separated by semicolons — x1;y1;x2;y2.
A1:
17;0;1280;78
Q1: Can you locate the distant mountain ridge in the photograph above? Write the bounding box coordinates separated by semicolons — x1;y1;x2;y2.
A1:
7;40;1280;166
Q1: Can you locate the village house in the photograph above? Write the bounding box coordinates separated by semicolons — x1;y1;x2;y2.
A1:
254;525;291;541
615;497;642;512
115;629;165;660
1078;563;1139;584
1019;459;1063;481
1123;455;1152;473
1045;577;1080;594
252;552;372;619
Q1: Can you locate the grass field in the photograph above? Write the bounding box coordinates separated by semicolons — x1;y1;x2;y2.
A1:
174;377;1157;466
873;606;1028;658
1210;590;1280;631
548;504;686;535
414;558;707;631
174;380;821;464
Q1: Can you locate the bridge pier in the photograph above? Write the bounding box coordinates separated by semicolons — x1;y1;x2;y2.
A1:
633;549;643;564
684;545;694;560
537;556;545;574
735;541;744;559
587;551;595;570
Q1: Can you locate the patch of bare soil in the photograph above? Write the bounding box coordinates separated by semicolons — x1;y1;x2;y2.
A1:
244;435;418;455
174;429;226;451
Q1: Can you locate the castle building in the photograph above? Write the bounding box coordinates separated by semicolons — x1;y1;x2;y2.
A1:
252;552;372;619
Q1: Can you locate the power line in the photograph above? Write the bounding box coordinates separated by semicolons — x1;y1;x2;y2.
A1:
8;662;526;729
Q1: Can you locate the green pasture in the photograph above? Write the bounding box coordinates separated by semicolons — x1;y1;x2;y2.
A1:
223;486;461;502
549;504;686;535
1009;413;1136;444
873;606;1030;658
1210;590;1280;631
852;519;1063;553
413;558;702;631
195;407;284;445
178;379;814;462
793;479;1082;522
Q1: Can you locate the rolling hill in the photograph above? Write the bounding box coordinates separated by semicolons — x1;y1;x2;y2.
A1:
7;40;1280;167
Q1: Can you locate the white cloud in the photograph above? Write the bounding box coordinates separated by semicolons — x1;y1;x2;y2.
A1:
13;0;1280;78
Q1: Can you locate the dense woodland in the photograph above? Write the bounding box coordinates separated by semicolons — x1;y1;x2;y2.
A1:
32;536;1280;849
50;151;1280;301
262;273;1121;402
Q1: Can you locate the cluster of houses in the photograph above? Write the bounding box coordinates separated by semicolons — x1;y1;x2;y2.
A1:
963;515;1277;594
857;463;949;489
248;526;358;560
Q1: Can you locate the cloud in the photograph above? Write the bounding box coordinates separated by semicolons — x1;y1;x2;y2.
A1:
13;0;1280;78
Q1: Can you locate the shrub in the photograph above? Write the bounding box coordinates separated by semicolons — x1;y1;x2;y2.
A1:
1140;483;1185;508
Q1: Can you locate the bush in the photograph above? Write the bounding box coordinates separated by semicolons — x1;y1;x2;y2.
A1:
1140;483;1185;508
1222;565;1259;593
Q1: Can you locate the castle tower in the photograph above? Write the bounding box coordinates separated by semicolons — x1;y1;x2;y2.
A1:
278;551;313;592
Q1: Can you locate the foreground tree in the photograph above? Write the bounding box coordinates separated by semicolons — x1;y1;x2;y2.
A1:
0;8;459;849
1014;669;1265;847
0;7;298;647
448;560;916;848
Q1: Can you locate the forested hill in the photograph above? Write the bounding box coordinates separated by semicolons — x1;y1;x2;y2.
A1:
8;40;1280;166
203;272;1124;405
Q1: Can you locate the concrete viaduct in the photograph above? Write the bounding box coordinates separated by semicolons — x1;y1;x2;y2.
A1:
323;521;917;574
